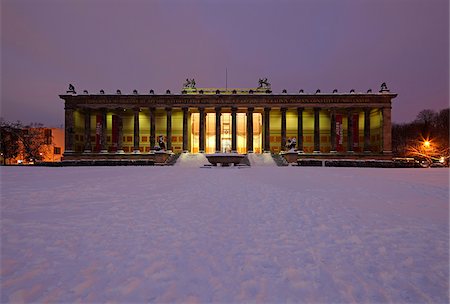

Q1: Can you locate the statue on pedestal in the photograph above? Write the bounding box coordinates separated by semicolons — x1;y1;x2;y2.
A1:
67;84;76;94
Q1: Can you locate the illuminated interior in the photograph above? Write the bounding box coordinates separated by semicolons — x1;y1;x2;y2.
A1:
191;112;262;154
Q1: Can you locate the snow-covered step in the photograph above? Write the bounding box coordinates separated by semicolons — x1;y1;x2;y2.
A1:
174;153;210;167
247;152;276;166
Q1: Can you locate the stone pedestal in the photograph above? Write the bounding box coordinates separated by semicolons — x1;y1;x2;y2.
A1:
282;151;298;163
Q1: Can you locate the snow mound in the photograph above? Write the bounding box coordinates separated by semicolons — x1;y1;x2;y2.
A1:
247;152;276;166
175;153;210;167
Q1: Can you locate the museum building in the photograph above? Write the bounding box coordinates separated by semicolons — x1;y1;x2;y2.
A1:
59;80;396;162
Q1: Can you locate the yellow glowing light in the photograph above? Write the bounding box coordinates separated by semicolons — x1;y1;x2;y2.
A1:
423;140;431;148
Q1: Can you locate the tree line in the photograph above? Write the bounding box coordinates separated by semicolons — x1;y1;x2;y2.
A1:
0;119;52;165
392;108;449;161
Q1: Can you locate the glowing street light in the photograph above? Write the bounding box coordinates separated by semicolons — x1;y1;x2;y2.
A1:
423;140;431;148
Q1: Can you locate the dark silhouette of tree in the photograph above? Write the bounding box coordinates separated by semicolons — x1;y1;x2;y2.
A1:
0;119;52;164
0;119;22;165
393;108;449;164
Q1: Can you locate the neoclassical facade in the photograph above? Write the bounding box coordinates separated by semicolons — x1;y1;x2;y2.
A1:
60;81;397;161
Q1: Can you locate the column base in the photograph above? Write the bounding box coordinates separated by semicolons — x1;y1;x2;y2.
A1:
298;150;304;154
364;150;372;153
183;150;189;153
133;150;141;154
83;150;92;154
247;150;253;153
330;150;337;153
383;151;392;155
116;150;125;154
65;150;75;154
346;151;355;154
313;150;320;154
100;150;108;154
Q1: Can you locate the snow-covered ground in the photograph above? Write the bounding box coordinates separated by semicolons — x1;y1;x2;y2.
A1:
1;166;449;303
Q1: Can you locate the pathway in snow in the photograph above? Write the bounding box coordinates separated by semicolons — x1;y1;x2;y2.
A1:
1;167;449;303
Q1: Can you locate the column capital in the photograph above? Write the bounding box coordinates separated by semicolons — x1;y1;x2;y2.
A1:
247;107;254;112
215;106;222;112
281;107;287;112
231;107;237;113
165;107;172;112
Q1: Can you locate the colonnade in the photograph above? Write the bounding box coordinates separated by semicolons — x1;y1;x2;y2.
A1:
64;106;392;154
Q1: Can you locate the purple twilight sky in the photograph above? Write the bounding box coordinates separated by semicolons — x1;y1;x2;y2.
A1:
1;0;449;127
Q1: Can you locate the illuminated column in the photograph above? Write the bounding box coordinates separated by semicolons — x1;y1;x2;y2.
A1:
64;106;75;153
116;109;124;154
199;107;205;153
264;107;271;152
330;109;337;153
166;107;172;151
133;108;140;153
247;107;254;153
231;107;237;152
382;106;392;154
281;107;287;151
182;107;188;152
364;108;371;153
215;107;221;152
297;107;304;152
83;108;91;153
100;108;108;153
347;110;354;153
149;107;156;151
313;107;320;153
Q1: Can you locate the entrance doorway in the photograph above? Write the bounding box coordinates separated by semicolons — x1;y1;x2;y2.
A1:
191;112;262;154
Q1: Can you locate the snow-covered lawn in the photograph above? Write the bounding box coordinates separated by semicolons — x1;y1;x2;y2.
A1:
1;166;449;303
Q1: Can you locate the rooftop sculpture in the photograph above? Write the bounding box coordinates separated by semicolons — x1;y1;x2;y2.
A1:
258;78;271;89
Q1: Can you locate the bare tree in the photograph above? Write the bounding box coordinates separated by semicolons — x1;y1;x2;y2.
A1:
0;119;53;164
0;119;22;165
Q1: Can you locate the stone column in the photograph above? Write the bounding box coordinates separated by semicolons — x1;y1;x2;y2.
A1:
83;108;91;153
215;107;221;152
64;106;75;153
313;108;320;153
382;106;392;154
347;110;354;153
297;107;304;152
364;108;371;153
281;107;287;151
100;108;108;153
133;108;140;153
199;107;205;153
247;107;254;153
231;107;237;152
330;109;337;153
166;107;172;151
264;107;271;152
149;107;156;151
116;109;124;154
182;107;188;152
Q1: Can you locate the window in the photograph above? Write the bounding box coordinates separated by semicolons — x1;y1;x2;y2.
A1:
54;147;61;154
44;129;52;144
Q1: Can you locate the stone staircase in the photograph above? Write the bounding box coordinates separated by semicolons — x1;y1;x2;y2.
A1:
165;153;181;166
271;153;289;166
